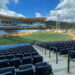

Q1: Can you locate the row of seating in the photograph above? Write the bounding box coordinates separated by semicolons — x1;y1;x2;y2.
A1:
0;55;43;69
0;44;53;75
37;40;75;58
0;52;39;60
0;45;36;55
0;62;52;75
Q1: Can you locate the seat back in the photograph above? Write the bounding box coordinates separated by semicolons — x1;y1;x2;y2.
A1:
15;54;23;58
32;52;39;56
16;65;33;75
16;69;33;75
0;67;15;75
0;59;9;68
0;71;12;75
0;56;5;60
33;55;43;64
22;56;32;65
19;64;32;70
5;55;14;59
24;53;31;57
35;62;47;67
9;58;21;68
35;62;52;75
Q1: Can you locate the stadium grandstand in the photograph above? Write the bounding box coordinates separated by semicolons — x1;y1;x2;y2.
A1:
0;15;75;75
0;15;46;30
1;0;75;75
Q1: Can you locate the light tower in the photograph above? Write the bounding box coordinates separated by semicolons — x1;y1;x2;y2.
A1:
56;14;60;29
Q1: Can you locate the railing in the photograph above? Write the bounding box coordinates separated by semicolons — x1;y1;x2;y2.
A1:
36;44;59;64
67;50;75;73
0;24;46;29
0;43;31;50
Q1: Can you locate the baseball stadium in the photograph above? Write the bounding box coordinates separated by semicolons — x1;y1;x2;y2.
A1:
0;0;75;75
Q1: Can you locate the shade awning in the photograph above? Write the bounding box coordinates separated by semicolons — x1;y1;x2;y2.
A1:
0;15;46;22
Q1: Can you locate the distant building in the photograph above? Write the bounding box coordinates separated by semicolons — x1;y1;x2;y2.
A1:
0;15;46;29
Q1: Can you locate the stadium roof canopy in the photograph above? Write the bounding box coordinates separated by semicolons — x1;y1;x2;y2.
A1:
0;15;46;22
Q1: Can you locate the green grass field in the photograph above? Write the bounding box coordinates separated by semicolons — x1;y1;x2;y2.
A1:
0;32;73;45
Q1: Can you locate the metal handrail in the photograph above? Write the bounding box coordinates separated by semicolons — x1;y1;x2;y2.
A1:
50;46;58;64
67;50;75;73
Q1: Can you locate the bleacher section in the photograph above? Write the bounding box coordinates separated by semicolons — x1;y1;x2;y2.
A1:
36;40;75;73
0;44;53;75
36;40;75;55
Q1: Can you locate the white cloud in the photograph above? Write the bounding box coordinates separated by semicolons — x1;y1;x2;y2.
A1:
0;0;24;17
35;13;42;17
47;0;75;22
47;16;57;21
14;0;18;3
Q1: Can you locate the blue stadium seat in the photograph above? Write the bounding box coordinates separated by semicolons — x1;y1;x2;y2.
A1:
16;64;33;75
0;59;9;68
19;64;32;70
69;52;75;59
0;56;5;60
24;53;31;57
22;56;32;65
9;58;21;68
0;67;15;75
32;52;39;56
0;71;12;75
5;55;14;60
33;55;43;64
35;62;53;75
15;54;23;58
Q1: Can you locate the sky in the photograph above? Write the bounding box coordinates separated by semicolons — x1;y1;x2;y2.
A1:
0;0;75;22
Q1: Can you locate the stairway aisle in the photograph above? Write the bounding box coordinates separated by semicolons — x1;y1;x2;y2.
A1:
33;45;75;75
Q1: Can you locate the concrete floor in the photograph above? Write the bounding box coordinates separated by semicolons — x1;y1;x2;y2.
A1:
33;45;75;75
